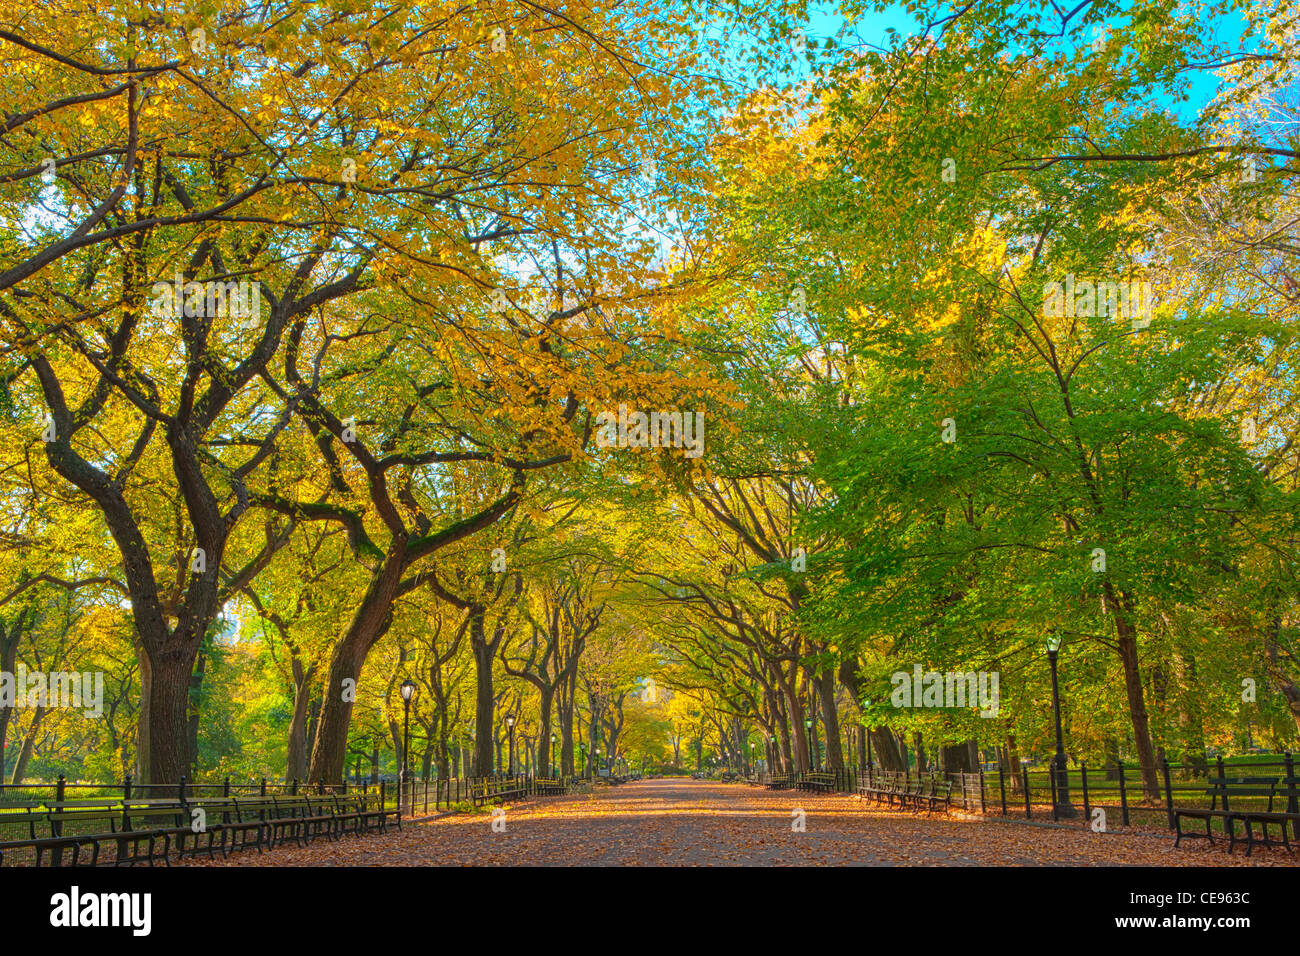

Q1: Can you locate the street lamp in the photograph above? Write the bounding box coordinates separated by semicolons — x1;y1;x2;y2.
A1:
550;733;557;778
1045;634;1077;819
864;699;874;770
400;679;417;814
506;715;516;776
579;742;587;777
804;718;814;770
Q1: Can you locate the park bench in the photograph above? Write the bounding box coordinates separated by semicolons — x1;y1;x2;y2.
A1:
263;794;338;848
328;791;393;837
0;787;396;866
0;806;86;866
1173;776;1279;853
533;778;567;797
1227;776;1300;857
0;833;94;866
161;796;241;859
858;771;903;805
909;777;953;813
801;772;838;793
468;776;527;807
40;799;172;866
0;800;178;866
764;772;796;790
43;798;123;839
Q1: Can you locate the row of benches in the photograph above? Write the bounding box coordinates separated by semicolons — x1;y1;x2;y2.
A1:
1174;775;1300;857
753;770;953;813
464;776;570;806
857;772;953;812
0;792;401;867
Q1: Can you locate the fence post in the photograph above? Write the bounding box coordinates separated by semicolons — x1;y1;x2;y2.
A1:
260;777;267;797
998;769;1007;816
978;766;986;814
1081;762;1090;822
1118;763;1129;826
380;780;386;812
1284;749;1294;832
52;775;66;836
123;774;132;801
291;777;299;796
178;775;186;803
223;775;230;797
1022;767;1032;819
1161;756;1174;830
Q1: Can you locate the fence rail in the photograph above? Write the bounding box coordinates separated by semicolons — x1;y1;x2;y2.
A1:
0;771;575;843
752;753;1299;838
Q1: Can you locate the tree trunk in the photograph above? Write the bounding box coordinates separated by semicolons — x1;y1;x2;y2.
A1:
939;739;976;773
558;687;575;775
1177;651;1208;775
782;686;809;771
286;672;312;782
1103;736;1121;781
186;647;207;778
1266;612;1300;735
0;618;20;781
868;727;906;771
815;669;844;770
9;704;45;785
135;648;152;783
471;610;496;776
1004;733;1022;790
147;648;198;784
1115;613;1161;799
537;684;554;775
307;552;404;783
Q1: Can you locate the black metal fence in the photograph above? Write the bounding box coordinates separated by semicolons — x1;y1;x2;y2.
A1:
388;773;579;815
756;753;1300;837
0;770;577;845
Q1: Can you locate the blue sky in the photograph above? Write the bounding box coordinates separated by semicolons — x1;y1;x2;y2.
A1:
787;0;1258;122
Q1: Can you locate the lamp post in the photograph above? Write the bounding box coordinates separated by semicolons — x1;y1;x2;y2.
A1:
579;742;587;777
804;718;813;771
864;700;873;770
399;679;417;815
506;715;516;776
549;733;557;778
1045;634;1077;819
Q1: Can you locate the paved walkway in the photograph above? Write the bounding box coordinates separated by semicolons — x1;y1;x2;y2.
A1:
181;778;1296;866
